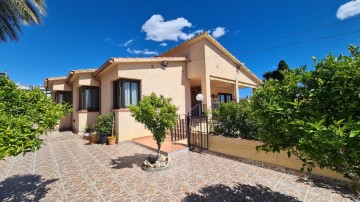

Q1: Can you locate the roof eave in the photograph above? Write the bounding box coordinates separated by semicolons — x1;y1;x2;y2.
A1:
159;32;262;84
93;57;188;78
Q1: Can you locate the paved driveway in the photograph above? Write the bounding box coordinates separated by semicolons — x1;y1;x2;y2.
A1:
0;132;357;202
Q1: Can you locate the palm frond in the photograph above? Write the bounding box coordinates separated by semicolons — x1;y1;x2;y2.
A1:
0;0;46;42
31;0;46;15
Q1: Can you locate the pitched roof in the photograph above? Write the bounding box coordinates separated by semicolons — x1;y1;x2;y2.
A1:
45;76;66;81
65;68;97;83
159;32;262;84
93;57;188;77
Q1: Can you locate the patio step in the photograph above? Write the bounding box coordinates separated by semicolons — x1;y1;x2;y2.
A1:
131;135;189;156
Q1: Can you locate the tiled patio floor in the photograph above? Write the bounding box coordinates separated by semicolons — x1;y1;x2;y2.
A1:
132;135;188;155
0;131;357;202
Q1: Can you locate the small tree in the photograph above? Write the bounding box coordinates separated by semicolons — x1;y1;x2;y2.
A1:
130;93;178;159
0;76;71;160
263;60;290;81
251;45;360;193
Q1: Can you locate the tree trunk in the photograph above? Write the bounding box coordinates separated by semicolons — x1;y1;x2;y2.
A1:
156;142;161;161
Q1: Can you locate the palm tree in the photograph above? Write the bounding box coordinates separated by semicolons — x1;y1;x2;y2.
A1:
0;0;46;42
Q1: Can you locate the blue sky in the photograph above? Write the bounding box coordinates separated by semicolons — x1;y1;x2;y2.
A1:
0;0;359;88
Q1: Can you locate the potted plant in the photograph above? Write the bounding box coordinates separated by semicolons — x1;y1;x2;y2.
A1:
107;116;116;145
83;125;95;144
88;132;97;145
83;125;92;136
93;113;114;145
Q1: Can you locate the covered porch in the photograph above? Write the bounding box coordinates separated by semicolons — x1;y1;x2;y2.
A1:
189;76;258;112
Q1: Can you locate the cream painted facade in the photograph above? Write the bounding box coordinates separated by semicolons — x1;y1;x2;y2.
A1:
45;32;262;141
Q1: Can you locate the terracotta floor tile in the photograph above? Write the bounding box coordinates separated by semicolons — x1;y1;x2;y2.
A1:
0;131;357;201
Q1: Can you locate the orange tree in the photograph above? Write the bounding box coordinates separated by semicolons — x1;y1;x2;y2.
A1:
130;93;178;159
251;45;360;192
0;76;71;160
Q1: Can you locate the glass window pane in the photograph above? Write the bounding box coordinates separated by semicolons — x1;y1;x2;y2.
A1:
131;82;139;105
58;94;64;103
124;82;131;107
92;88;98;109
57;91;71;104
85;89;91;108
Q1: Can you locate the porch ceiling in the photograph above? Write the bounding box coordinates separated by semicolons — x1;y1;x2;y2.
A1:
210;76;257;88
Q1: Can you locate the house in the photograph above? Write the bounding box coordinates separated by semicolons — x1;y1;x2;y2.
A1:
44;32;262;141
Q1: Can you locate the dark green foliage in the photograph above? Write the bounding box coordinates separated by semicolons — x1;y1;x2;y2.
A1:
212;101;259;140
251;45;360;189
0;76;71;160
263;60;290;81
93;113;114;135
130;93;178;156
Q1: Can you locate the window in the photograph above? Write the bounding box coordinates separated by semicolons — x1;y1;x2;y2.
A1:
55;91;71;104
218;93;232;103
113;79;140;109
79;86;99;111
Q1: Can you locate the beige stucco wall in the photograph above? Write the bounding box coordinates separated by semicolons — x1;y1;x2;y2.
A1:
99;65;117;115
115;111;152;141
208;135;347;181
49;80;72;131
71;73;100;133
99;61;191;140
163;39;206;81
204;40;260;87
52;80;72;91
58;114;72;131
163;38;259;108
73;111;99;133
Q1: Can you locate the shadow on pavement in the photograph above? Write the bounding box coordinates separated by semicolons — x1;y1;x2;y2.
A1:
182;183;301;202
110;153;151;169
0;174;58;202
297;177;358;200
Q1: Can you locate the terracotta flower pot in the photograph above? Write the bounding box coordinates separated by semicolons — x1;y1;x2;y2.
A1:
88;137;95;145
108;137;116;145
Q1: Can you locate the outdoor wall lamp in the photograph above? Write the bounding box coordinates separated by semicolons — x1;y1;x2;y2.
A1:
196;93;204;117
196;93;204;102
162;61;168;67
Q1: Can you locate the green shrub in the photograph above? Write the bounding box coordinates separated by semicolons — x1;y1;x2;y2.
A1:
251;45;360;192
93;113;114;135
0;76;71;160
212;101;259;140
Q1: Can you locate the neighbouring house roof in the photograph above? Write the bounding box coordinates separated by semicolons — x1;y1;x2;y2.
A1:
46;76;67;81
65;68;97;83
44;76;67;88
93;57;188;77
159;32;262;84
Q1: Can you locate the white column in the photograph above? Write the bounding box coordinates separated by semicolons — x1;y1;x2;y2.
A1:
235;69;239;102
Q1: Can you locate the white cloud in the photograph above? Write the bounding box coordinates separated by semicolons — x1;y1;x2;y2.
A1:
142;14;203;41
159;43;168;47
122;39;134;47
104;38;135;47
211;27;227;38
233;30;241;35
127;48;158;55
336;0;360;20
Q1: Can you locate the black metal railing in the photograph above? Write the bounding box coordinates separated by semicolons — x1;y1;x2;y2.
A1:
170;114;187;142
